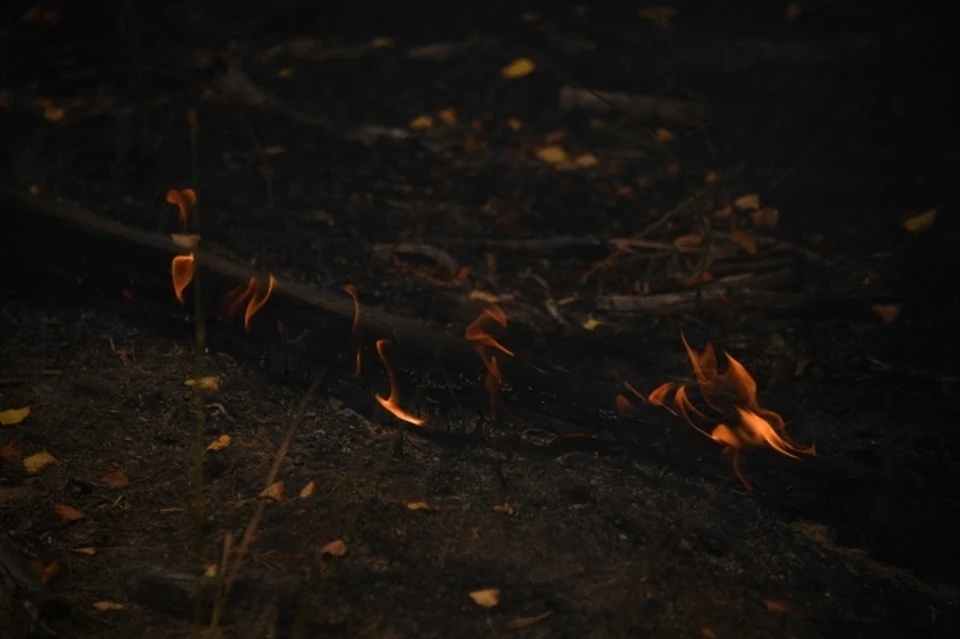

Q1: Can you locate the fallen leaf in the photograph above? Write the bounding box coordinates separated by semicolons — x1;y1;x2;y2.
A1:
903;208;936;233
1;440;22;463
370;36;396;48
320;539;348;557
582;316;602;331
70;547;97;556
277;67;295;78
0;407;30;426
43;105;65;122
872;304;900;323
701;628;718;639
751;207;780;229
653;127;676;143
264;145;286;156
259;480;286;501
731;230;758;254
505;118;523;132
673;235;702;248
469;588;500;608
185;376;220;391
639;5;677;27
102;469;129;488
405;500;433;511
205;434;231;451
204;564;218;577
55;504;87;521
574;153;600;168
734;193;760;210
40;561;60;584
763;598;794;613
438;108;457;126
535;145;568;165
23;451;57;473
500;57;536;79
505;610;552;629
409;115;433;131
93;601;125;611
492;503;514;515
704;170;719;184
469;290;500;304
299;480;316;498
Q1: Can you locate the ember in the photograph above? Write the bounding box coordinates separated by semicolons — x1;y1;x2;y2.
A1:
373;339;425;426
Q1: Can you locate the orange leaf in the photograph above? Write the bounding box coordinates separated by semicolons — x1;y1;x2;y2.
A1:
409;115;433;131
299;480;317;498
102;469;129;488
438;108;457;126
259;480;286;501
505;610;553;629
763;598;794;613
70;547;97;556
653;127;676;143
871;304;900;323
55;504;87;521
731;230;758;254
469;588;500;608
40;561;60;584
320;539;348;557
733;193;760;210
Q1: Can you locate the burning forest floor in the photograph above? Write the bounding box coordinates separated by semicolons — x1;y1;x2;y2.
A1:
2;1;959;637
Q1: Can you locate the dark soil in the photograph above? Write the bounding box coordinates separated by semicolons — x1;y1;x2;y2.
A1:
2;1;958;637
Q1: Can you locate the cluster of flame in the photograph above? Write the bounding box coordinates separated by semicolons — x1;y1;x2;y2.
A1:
164;189;812;487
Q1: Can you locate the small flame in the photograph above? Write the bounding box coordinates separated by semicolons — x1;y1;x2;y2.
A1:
244;274;277;331
220;275;277;332
165;188;196;232
615;394;635;416
171;253;196;304
343;284;363;376
465;305;514;357
374;339;425;426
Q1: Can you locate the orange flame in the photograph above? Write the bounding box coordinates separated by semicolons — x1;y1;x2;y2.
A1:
244;275;277;331
615;394;635;416
343;284;363;376
220;275;277;332
374;339;425;426
171;253;196;304
465;305;514;357
165;188;196;232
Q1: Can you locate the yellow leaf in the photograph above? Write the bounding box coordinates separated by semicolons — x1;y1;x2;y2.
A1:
469;290;500;304
299;480;316;498
469;588;500;608
93;601;125;611
574;153;600;168
734;193;760;210
763;598;794;613
872;304;900;323
492;503;514;515
535;145;568;165
259;480;286;501
320;539;348;557
505;610;552;629
731;230;758;254
582;315;602;331
204;564;218;577
653;127;676;143
370;37;396;48
902;208;936;233
102;469;129;488
205;434;231;451
751;207;780;229
23;451;57;473
55;504;86;521
185;376;220;391
0;406;30;426
409;115;433;131
500;57;536;79
405;500;433;511
639;5;677;26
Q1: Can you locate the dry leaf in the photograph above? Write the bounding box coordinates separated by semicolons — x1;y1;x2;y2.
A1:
205;434;231;451
492;503;514;515
320;539;348;557
469;290;500;304
535;145;568;165
438;108;457;126
102;469;129;488
405;500;433;511
277;67;294;78
582;316;602;331
409;115;433;131
185;376;220;391
653;127;676;143
763;598;794;613
204;564;218;577
673;235;702;248
260;480;286;501
93;601;125;611
43;105;65;122
469;588;500;608
903;209;936;233
573;153;600;168
731;230;758;254
299;480;317;498
704;170;719;184
370;36;396;48
872;304;900;323
505;610;553;629
751;207;780;229
55;504;87;521
23;451;57;473
0;406;30;426
1;440;22;463
505;118;523;132
500;57;535;79
733;193;761;210
40;561;60;584
701;628;718;639
70;547;97;556
264;145;286;156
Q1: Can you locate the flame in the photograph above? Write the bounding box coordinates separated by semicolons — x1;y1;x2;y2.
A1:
171;253;196;304
342;284;363;376
244;274;277;331
165;188;196;232
478;349;503;415
374;339;425;426
615;394;635;416
465;305;514;357
220;275;277;332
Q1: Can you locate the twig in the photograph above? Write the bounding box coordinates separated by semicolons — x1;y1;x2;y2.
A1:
558;86;705;125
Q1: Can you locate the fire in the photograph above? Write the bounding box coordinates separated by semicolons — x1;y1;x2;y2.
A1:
220;275;278;332
638;333;815;489
479;350;503;415
171;253;196;304
342;284;363;377
465;305;514;356
165;188;196;232
374;339;425;426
